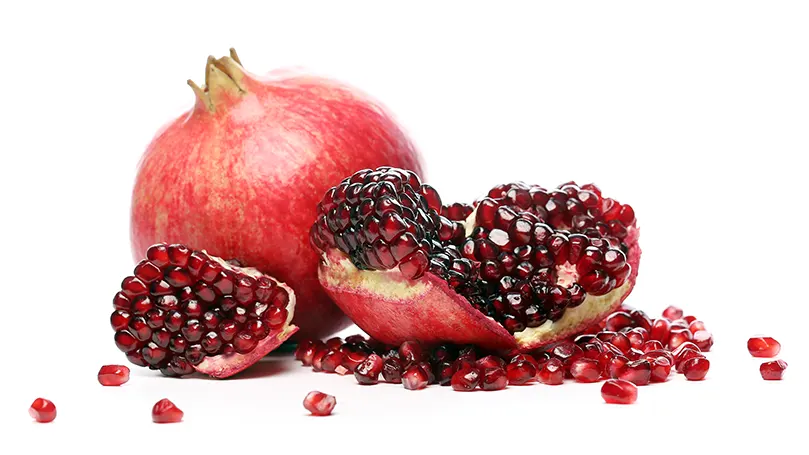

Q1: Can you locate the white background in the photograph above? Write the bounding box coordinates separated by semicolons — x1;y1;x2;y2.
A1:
1;1;806;453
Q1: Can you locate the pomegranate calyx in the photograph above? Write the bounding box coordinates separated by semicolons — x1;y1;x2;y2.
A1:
190;48;248;113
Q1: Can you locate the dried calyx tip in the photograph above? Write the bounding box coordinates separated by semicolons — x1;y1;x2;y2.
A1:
190;49;246;112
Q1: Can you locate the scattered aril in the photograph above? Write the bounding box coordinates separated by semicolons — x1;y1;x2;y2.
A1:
681;357;710;381
538;358;565;385
481;367;508;390
303;391;336;416
662;306;684;321
451;367;481;391
152;398;183;423
601;379;638;404
747;337;781;358
29;398;57;423
760;360;787;380
98;365;130;386
402;365;430;390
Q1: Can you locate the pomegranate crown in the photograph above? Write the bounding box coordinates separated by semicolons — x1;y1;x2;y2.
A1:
187;48;249;113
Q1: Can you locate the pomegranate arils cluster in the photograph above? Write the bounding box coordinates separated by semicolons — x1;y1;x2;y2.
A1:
111;243;294;377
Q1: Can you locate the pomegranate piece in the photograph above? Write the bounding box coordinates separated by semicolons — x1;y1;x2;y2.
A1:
760;360;787;380
506;355;538;385
481;367;508;391
569;358;601;383
354;354;384;385
607;355;630;379
382;357;403;383
538;358;565;385
601;379;638;404
692;331;713;351
451;367;481;391
662;306;683;321
668;329;692;351
650;357;672;383
398;341;424;365
402;364;430;390
681;357;710;381
303;391;336;416
152;398;183;423
29;398;57;423
97;365;131;386
674;349;704;373
111;244;298;379
312;169;642;353
618;359;652;386
747;337;781;358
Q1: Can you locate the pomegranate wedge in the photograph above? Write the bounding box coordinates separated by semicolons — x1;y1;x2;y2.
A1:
310;168;640;352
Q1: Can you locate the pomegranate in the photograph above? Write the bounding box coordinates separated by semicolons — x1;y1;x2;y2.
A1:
98;365;130;386
760;360;787;380
303;391;336;416
601;379;637;404
29;398;57;423
152;399;183;423
130;49;423;341
311;167;641;353
747;337;781;358
110;243;298;378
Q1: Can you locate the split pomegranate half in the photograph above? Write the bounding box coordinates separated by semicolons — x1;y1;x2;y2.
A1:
310;167;641;352
111;243;298;378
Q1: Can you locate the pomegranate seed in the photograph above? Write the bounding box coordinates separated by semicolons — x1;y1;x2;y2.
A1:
476;355;506;370
382;357;403;383
760;360;787;380
650;318;671;343
650;357;671;382
538;358;564;385
605;311;634;332
618;359;652;385
569;358;601;383
320;350;345;373
29;398;57;423
692;331;713;352
642;349;675;366
601;379;638;404
325;337;343;350
642;340;664;353
626;328;648;350
668;329;692;350
506;355;538;385
662;305;683;320
398;341;424;365
152;398;183;423
402;364;430;390
681;357;710;381
747;337;781;358
608;333;631;353
481;367;508;391
303;391;336;416
688;320;706;334
608;355;629;379
451;367;481;391
674;350;704;373
354;354;383;385
97;365;131;386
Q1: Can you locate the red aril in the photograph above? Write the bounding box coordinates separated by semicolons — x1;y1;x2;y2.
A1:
538;358;565;385
303;391;336;416
618;359;652;385
451;367;481;391
692;331;713;351
649;319;671;343
760;360;787;380
681;357;710;381
601;379;638;404
569;358;601;383
650;357;671;382
152;399;183;423
506;354;538;384
402;364;430;390
29;398;57;423
130;50;423;341
662;306;683;320
747;337;781;358
481;367;508;390
97;365;130;386
354;354;384;385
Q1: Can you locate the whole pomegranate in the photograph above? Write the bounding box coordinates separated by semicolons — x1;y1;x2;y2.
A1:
130;49;423;340
310;168;641;352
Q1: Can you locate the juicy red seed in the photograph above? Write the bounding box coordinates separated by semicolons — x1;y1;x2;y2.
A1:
303;391;336;416
115;331;139;353
675;349;704;373
692;331;713;351
605;311;634;332
682;357;710;381
321;350;345;373
662;305;684;321
152;398;183;423
167;244;191;267
569;358;601;383
481;367;508;391
29;398;57;423
451;367;481;391
506;357;538;385
760;360;787;380
650;358;671;383
642;340;664;353
398;341;424;365
110;310;132;331
399;250;428;280
626;328;647;349
650;319;671;343
601;379;638;404
134;260;163;283
688;320;706;334
264;306;289;329
354;354;383;385
98;365;131;386
747;337;781;358
147;244;171;268
476;355;506;370
618;359;652;385
608;333;631;353
538;358;564;385
232;331;257;354
382;357;403;383
402;365;430;390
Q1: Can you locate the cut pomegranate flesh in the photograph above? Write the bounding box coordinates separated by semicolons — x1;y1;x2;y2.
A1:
312;168;641;353
98;365;131;386
29;398;57;423
111;244;298;378
601;379;637;404
303;391;336;416
747;337;781;358
760;360;787;380
152;398;183;423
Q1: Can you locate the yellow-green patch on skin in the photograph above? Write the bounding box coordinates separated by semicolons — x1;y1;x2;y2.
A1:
323;255;429;299
514;280;632;346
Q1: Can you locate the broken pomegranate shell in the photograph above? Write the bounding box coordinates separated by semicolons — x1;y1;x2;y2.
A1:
311;168;641;353
110;244;298;378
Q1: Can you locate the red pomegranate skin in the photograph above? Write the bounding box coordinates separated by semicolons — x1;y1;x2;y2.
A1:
130;53;424;340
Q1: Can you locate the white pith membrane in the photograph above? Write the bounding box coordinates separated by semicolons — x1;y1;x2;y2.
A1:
194;254;298;378
318;210;640;352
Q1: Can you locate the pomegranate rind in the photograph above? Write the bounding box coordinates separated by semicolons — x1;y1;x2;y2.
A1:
194;280;298;379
